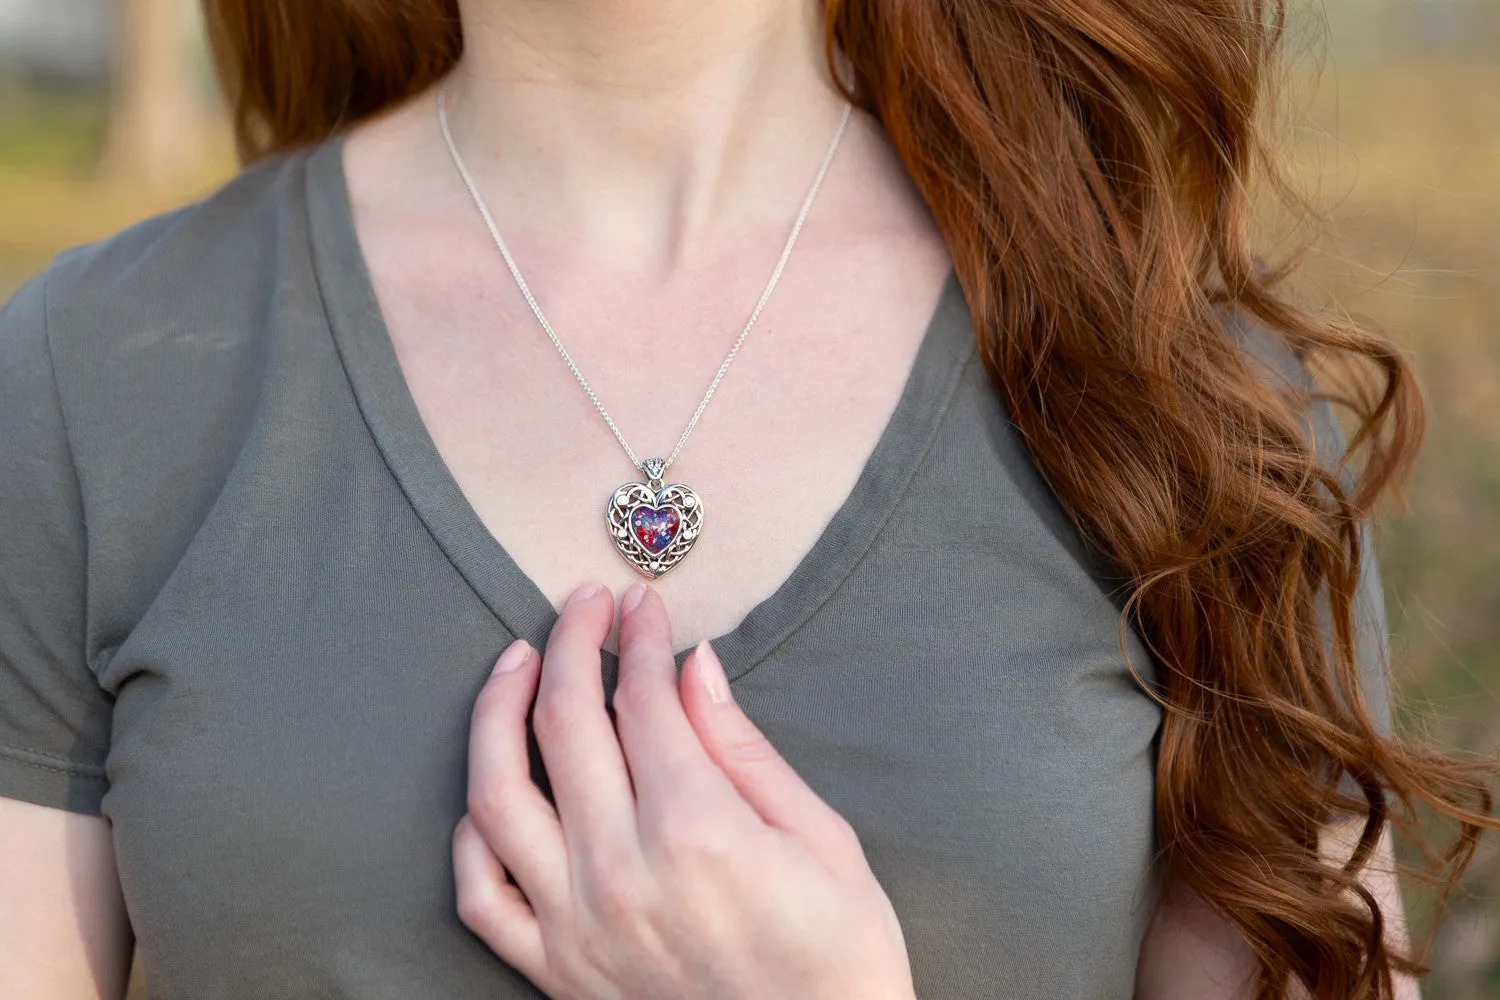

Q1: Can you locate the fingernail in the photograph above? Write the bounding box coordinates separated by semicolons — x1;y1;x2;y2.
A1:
564;581;603;609
695;641;730;703
621;582;648;616
494;639;532;675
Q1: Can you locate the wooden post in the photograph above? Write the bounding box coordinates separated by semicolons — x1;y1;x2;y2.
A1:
104;0;206;189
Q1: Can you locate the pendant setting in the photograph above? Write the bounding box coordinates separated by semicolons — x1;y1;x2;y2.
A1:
607;458;703;579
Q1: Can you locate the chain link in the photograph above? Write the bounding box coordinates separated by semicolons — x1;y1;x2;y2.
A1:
436;82;852;476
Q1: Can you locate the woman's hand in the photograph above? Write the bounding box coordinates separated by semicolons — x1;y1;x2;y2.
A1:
453;581;916;1000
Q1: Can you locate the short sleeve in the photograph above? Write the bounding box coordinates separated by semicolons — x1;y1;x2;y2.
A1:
0;270;112;814
1230;314;1396;738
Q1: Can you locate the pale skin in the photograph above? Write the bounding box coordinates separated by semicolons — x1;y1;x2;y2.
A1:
454;580;916;999
0;0;1421;996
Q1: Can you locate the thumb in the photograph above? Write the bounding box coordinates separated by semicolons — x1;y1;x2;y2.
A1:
681;641;865;871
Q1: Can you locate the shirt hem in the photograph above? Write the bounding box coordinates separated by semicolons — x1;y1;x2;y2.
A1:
0;742;107;815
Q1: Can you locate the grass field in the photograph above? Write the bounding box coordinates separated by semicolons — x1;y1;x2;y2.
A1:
1283;52;1500;998
1268;49;1497;994
2;11;1497;999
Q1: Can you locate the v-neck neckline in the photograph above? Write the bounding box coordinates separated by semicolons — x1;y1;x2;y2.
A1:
302;134;976;680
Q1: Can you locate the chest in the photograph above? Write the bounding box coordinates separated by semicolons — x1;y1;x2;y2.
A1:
358;218;952;649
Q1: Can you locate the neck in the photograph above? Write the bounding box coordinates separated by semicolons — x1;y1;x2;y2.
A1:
444;0;849;270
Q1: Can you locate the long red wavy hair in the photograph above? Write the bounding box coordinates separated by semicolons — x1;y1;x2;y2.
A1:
202;1;1496;995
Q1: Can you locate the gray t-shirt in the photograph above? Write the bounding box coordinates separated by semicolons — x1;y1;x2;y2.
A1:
0;136;1391;999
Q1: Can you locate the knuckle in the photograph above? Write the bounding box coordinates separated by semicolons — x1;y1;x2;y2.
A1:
654;814;730;866
450;822;469;862
454;878;491;932
466;782;515;833
452;835;495;932
586;866;645;924
723;730;780;766
829;813;864;854
531;691;585;745
609;671;654;722
617;618;666;665
470;676;513;725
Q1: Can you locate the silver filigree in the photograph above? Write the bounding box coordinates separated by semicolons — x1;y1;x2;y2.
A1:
607;461;703;579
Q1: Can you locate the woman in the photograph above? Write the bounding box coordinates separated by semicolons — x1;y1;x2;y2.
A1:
0;0;1493;997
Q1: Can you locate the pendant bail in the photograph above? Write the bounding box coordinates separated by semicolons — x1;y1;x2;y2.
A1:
640;457;667;490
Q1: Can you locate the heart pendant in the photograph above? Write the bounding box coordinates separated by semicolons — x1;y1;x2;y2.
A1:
607;458;703;579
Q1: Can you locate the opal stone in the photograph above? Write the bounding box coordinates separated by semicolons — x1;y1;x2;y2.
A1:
630;505;681;554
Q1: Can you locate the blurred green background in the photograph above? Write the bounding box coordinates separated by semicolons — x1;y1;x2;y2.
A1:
1;0;1495;997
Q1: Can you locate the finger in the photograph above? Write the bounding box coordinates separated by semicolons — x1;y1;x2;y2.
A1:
612;584;748;821
467;639;568;919
533;582;639;861
453;814;549;986
680;640;865;872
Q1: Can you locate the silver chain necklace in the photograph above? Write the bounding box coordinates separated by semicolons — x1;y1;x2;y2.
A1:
436;82;852;579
